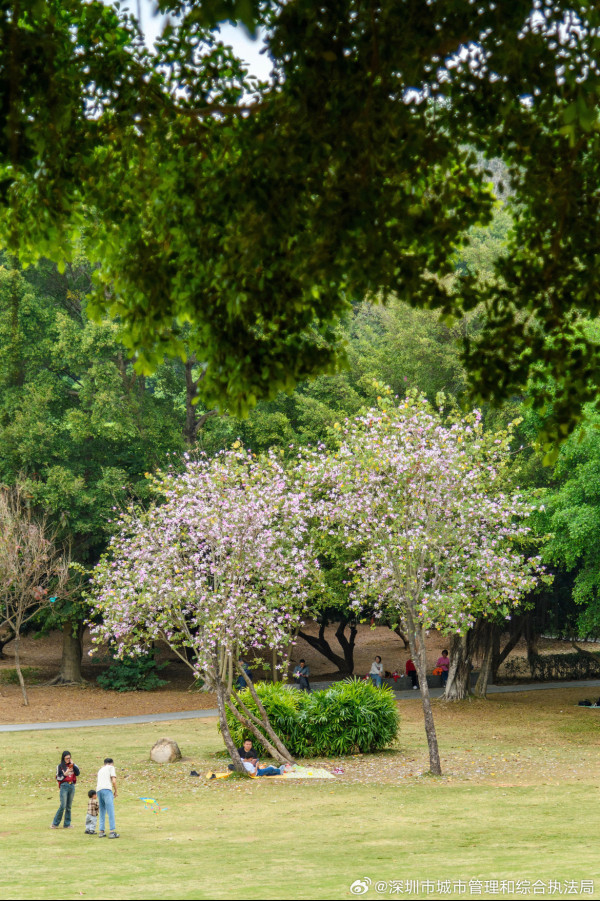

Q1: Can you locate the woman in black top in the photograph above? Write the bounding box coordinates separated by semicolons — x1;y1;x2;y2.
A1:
51;750;80;829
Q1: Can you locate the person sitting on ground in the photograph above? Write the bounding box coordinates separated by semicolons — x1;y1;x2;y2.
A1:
293;659;310;691
436;649;450;687
370;655;384;688
228;738;259;771
242;758;292;777
405;658;419;689
85;789;99;834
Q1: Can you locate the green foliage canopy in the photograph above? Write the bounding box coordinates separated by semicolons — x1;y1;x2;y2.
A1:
536;408;600;634
1;2;599;440
0;258;186;562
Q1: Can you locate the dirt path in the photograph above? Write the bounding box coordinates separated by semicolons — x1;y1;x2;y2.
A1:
0;682;218;724
2;625;599;726
0;630;217;723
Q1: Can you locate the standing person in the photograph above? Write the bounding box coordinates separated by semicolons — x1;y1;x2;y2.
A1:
293;659;310;691
405;658;419;689
370;655;384;687
51;750;80;829
85;790;99;834
436;649;450;687
96;757;119;839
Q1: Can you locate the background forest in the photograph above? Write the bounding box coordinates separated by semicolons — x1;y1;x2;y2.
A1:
1;204;598;686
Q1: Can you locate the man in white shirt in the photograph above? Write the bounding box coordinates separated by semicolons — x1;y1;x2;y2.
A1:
96;757;119;838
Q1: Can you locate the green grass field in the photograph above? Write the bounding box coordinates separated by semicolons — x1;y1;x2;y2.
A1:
1;689;599;900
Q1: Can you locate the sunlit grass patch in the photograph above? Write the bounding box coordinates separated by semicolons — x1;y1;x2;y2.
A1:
1;691;599;899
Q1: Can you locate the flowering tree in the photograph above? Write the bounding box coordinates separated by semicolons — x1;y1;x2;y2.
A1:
299;393;544;775
88;448;317;771
0;488;70;705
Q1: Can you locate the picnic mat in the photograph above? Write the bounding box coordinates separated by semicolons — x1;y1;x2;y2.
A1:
279;766;334;779
207;767;335;780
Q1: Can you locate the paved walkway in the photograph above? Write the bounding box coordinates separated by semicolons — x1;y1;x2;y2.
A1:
313;677;600;697
0;709;220;733
2;678;600;733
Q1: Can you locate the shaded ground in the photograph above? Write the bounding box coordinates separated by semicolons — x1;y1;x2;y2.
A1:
0;632;214;724
294;622;600;683
1;625;599;725
0;684;217;724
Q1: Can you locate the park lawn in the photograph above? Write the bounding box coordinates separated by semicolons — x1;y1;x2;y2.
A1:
1;689;599;900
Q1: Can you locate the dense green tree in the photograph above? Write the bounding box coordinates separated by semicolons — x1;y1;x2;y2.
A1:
0;258;187;679
0;262;185;553
199;297;471;458
1;1;599;443
455;207;512;286
536;408;600;636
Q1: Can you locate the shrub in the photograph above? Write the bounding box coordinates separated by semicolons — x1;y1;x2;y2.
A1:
96;652;168;692
229;680;311;755
226;678;399;757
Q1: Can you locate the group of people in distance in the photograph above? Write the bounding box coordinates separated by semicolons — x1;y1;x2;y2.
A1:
239;650;451;697
370;650;451;689
288;652;451;691
236;658;311;692
51;751;119;838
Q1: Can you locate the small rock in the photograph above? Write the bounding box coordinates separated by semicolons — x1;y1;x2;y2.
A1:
150;738;182;764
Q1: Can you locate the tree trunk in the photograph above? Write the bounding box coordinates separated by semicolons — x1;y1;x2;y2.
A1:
525;617;539;666
392;625;410;649
282;627;300;680
492;623;524;682
183;355;217;446
13;633;28;706
406;611;442;775
474;630;493;698
49;621;85;684
227;693;293;764
445;633;471;700
271;648;279;683
297;620;349;673
335;615;357;673
0;628;15;659
215;677;245;772
232;664;296;764
184;356;200;446
491;627;501;681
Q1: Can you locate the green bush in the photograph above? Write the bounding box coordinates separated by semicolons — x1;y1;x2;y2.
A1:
96;652;168;692
226;678;399;757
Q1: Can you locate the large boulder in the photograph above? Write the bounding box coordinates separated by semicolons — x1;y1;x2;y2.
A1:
150;738;182;764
